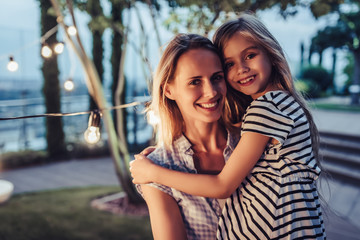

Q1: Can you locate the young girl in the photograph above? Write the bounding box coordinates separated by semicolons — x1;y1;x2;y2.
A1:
131;13;326;239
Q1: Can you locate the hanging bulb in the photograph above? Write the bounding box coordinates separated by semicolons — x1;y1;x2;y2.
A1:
7;56;19;72
41;44;53;58
84;111;101;144
67;26;77;36
148;110;160;125
54;41;64;54
64;78;74;91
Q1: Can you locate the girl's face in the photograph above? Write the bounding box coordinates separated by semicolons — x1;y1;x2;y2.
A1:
223;32;273;99
165;48;226;125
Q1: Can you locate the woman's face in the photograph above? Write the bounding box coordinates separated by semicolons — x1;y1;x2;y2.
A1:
165;48;226;125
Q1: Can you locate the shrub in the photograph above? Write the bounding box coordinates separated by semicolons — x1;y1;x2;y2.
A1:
300;65;332;95
295;78;321;99
0;150;48;170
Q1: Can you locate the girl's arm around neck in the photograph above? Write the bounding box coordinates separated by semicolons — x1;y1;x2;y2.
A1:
131;132;269;199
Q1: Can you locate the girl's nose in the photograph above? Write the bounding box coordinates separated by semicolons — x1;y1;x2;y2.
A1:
237;63;250;75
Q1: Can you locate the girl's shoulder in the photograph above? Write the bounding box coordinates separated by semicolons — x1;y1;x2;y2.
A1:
252;90;300;115
255;90;291;103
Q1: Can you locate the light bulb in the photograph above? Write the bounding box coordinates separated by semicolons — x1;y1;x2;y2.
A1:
84;111;101;144
7;56;18;72
148;110;160;125
54;42;64;54
67;26;77;36
64;78;74;91
41;44;53;58
84;126;101;144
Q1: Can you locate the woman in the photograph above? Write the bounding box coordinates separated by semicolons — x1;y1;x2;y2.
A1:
134;33;249;239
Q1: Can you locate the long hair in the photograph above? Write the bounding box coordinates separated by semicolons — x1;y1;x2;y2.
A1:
213;13;322;169
147;33;223;148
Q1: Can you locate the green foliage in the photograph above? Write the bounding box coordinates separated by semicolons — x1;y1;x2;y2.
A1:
0;187;152;240
310;0;344;18
309;101;360;112
295;78;321;98
0;150;48;170
162;0;348;36
300;65;332;97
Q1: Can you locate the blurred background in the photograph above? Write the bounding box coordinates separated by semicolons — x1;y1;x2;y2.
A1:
0;0;356;157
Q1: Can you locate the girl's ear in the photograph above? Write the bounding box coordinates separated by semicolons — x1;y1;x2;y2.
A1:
164;84;175;100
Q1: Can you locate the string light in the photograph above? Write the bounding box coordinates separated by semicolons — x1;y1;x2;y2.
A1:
41;44;53;58
7;56;19;72
0;101;147;143
0;101;143;121
54;41;65;54
64;78;75;91
67;26;77;36
84;111;101;144
148;110;160;125
2;25;60;73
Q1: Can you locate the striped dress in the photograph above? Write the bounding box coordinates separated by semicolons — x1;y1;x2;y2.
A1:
217;90;326;240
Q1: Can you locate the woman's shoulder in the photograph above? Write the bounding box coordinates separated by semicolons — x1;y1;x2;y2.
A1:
148;135;193;170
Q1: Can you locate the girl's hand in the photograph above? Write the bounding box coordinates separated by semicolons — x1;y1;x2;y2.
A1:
129;154;156;184
139;146;156;156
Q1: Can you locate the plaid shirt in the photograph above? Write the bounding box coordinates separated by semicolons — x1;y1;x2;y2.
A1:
136;132;238;240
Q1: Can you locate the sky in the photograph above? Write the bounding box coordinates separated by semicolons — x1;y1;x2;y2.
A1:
0;0;346;92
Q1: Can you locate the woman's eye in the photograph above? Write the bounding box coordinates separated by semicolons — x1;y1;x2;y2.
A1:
213;74;224;82
189;79;201;85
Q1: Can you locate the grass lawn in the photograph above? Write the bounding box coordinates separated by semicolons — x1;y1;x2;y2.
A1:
309;101;360;112
0;186;152;240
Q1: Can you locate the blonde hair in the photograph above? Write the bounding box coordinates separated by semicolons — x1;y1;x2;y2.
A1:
147;34;223;148
213;13;322;168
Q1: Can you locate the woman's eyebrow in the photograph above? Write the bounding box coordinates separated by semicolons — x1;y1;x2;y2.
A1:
188;70;223;80
189;75;202;80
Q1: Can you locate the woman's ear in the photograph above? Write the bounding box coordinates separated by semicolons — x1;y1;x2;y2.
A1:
164;84;175;100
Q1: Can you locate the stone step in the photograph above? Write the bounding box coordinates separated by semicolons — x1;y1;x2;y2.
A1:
320;132;360;154
319;132;360;184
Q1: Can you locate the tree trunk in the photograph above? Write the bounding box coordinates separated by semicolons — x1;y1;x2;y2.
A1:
331;49;337;93
39;0;66;159
111;1;127;143
111;1;142;204
318;51;323;66
88;0;104;111
351;48;360;105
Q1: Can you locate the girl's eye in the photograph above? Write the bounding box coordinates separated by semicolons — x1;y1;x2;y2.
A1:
245;53;256;60
225;62;234;70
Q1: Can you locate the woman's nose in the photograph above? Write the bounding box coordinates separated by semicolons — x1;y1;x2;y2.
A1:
203;81;217;97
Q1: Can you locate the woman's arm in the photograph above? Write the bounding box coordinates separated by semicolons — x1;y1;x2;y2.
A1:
141;185;187;240
131;132;269;199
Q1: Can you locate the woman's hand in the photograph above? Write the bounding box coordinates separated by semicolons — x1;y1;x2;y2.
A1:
129;154;156;184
